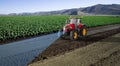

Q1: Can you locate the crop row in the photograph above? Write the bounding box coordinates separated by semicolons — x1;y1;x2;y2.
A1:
0;15;120;41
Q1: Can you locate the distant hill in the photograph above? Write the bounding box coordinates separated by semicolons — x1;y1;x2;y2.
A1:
33;8;78;15
81;4;120;15
6;4;120;16
8;8;79;16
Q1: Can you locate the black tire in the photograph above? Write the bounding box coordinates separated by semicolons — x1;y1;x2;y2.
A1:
70;30;78;40
79;25;87;38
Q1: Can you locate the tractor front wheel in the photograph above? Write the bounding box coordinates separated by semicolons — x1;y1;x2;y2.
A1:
70;30;78;40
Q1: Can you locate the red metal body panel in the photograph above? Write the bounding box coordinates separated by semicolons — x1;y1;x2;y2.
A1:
63;24;75;32
63;23;83;32
69;24;75;30
78;24;83;29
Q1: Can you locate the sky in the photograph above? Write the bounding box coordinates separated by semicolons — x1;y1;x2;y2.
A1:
0;0;120;14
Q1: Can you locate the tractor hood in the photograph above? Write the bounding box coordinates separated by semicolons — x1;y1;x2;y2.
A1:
63;24;75;32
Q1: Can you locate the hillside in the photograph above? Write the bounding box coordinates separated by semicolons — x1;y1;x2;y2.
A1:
81;4;120;15
6;4;120;16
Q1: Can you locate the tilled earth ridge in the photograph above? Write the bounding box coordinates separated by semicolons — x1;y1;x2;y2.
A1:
29;24;120;64
29;33;120;66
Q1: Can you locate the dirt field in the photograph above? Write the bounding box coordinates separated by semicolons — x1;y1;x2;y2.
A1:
29;24;120;64
29;33;120;66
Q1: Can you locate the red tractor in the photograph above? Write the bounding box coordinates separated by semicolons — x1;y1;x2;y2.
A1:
58;17;87;40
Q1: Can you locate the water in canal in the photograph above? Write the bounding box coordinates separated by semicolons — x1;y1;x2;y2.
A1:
0;33;58;66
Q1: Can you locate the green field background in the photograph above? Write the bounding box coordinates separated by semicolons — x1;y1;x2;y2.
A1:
0;16;120;40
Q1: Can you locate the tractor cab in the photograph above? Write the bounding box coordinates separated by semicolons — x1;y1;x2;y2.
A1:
66;18;81;25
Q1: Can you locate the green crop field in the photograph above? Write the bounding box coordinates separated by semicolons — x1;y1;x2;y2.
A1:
0;15;120;41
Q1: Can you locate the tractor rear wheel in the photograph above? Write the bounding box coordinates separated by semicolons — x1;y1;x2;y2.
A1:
70;30;78;40
80;25;87;38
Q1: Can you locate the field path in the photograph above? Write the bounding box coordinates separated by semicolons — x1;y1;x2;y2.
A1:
29;33;120;66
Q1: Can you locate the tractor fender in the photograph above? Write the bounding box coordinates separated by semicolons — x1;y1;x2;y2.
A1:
78;24;87;29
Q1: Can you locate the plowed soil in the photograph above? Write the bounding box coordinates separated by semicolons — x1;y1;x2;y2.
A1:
29;33;120;66
29;24;120;65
